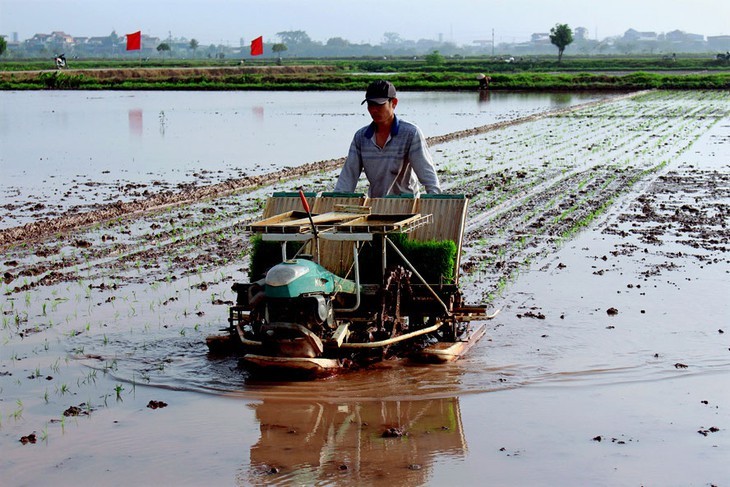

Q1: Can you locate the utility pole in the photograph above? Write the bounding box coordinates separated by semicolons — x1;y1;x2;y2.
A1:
492;28;495;56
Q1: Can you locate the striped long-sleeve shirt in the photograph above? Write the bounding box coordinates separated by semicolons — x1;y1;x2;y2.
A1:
334;116;441;198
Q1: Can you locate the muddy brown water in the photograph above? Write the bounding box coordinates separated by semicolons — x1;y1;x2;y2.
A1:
1;90;728;486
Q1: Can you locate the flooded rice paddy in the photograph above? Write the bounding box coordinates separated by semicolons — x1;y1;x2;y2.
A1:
1;90;729;486
0;90;597;229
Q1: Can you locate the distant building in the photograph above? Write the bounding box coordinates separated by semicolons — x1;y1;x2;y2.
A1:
665;30;704;43
623;29;658;42
707;35;730;50
142;35;161;50
530;33;551;45
28;33;51;45
50;31;74;46
574;27;589;41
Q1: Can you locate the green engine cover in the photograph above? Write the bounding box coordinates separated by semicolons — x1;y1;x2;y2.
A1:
265;259;357;298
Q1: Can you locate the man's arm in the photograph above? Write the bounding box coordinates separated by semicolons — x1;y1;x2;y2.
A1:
334;136;363;193
408;126;441;194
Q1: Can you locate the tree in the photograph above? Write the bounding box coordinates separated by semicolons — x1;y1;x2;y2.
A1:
157;42;171;57
549;23;573;63
108;30;119;48
383;32;403;46
276;30;312;47
326;37;350;48
272;43;288;55
0;37;7;57
189;38;199;57
425;50;444;65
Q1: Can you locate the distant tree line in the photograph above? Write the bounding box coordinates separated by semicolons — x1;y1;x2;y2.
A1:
1;27;728;61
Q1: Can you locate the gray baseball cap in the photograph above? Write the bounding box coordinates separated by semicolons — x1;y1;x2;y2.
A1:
362;80;396;105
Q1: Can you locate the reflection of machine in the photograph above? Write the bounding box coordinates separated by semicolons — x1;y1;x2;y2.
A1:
207;191;498;376
247;397;465;484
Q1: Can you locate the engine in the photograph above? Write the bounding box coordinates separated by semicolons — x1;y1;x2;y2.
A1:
255;259;352;358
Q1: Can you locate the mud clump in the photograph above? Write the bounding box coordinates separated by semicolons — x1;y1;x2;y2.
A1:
19;433;37;445
64;403;93;417
697;427;720;436
63;406;84;417
518;310;546;319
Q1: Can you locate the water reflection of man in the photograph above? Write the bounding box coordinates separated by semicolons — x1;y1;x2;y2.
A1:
334;80;441;198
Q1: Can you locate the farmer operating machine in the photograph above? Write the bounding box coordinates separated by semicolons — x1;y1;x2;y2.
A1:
207;191;498;375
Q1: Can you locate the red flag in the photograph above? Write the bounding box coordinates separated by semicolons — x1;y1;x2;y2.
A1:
126;31;141;51
250;36;263;56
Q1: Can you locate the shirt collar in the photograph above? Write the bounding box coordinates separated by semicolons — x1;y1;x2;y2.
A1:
364;115;400;139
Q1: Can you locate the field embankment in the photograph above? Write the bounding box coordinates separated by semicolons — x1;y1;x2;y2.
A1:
1;61;729;90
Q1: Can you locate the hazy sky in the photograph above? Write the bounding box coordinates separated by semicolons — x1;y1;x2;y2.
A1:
1;0;728;46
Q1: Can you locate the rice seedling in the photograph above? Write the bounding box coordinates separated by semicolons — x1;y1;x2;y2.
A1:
12;399;24;420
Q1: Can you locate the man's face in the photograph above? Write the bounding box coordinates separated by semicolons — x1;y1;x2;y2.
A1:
367;98;398;125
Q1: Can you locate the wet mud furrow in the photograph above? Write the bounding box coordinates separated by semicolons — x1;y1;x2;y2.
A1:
459;165;656;298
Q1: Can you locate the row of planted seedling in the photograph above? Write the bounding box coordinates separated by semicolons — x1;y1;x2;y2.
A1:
454;91;728;301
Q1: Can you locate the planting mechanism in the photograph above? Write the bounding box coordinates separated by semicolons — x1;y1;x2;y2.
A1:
206;191;498;376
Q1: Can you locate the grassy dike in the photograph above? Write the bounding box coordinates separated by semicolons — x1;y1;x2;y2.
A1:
1;57;729;90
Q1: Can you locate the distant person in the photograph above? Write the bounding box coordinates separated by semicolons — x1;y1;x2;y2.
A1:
477;73;491;90
334;80;441;198
54;53;66;69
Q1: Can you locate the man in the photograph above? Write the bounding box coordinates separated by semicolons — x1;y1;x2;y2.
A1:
334;80;441;198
